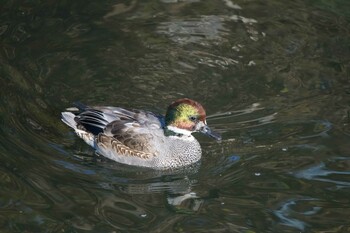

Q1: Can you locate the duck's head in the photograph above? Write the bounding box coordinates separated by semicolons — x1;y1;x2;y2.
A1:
165;98;221;140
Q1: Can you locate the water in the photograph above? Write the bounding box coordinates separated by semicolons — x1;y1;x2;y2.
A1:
1;0;350;232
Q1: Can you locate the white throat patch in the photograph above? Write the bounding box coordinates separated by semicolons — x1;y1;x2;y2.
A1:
167;126;192;136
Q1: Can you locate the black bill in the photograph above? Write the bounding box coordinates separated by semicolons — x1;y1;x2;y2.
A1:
200;125;222;141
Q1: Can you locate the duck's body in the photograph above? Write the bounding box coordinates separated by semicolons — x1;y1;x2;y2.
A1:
61;98;221;169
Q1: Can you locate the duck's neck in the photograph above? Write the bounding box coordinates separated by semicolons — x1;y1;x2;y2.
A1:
165;125;192;138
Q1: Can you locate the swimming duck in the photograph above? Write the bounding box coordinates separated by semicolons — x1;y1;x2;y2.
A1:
61;98;221;169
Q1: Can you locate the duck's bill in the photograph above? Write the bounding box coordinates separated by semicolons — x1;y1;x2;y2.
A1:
200;125;222;141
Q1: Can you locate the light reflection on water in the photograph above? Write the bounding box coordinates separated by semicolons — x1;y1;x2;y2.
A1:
294;157;350;188
0;0;350;232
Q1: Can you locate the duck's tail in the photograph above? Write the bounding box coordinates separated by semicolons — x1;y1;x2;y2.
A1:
61;112;77;130
61;111;96;148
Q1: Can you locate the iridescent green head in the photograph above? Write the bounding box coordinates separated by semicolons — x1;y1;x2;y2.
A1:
165;98;221;140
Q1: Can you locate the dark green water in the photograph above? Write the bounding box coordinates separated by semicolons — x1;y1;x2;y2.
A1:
1;0;350;232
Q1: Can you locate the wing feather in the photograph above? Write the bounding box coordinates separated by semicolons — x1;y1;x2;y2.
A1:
68;104;164;157
97;134;155;159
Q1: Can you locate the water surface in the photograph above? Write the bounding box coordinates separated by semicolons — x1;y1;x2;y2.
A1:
1;0;350;232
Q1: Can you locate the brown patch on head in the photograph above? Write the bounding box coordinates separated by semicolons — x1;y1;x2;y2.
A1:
168;98;206;121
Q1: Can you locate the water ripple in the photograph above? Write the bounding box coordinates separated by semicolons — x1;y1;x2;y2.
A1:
273;198;321;231
157;15;228;45
293;157;350;189
95;194;155;231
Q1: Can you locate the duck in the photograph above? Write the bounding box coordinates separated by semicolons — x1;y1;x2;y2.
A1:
61;98;221;169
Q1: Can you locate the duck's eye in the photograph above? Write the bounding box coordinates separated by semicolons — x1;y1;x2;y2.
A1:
189;116;197;122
